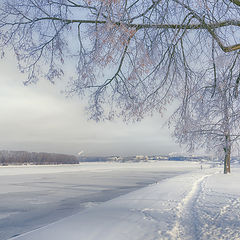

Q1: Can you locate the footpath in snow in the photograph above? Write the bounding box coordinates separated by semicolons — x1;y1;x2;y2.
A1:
11;166;240;240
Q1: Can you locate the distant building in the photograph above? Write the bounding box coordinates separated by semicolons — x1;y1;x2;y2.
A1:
134;155;149;161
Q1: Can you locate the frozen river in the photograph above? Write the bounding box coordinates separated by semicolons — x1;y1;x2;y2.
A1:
0;161;200;240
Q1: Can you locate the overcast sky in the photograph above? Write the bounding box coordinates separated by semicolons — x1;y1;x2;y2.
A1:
0;54;182;156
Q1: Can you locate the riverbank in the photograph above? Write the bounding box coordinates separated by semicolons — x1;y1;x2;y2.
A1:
11;165;240;240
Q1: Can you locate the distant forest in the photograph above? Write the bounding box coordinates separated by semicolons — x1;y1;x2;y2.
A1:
0;150;78;165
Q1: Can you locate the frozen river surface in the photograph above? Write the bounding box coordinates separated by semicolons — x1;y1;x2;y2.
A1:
0;161;200;240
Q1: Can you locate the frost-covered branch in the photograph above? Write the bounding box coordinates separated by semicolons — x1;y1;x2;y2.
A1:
0;0;239;120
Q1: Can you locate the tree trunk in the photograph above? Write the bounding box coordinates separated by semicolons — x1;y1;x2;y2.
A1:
223;136;231;174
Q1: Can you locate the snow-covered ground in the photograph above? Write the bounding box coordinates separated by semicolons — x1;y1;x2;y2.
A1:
6;162;240;240
0;161;199;240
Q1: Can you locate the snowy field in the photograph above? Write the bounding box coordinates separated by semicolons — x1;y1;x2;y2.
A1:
3;161;240;240
0;161;199;240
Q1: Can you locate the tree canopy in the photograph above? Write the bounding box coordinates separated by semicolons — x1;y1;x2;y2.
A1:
171;58;240;173
0;0;239;121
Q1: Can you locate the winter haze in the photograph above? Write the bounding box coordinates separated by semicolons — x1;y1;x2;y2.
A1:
0;55;180;156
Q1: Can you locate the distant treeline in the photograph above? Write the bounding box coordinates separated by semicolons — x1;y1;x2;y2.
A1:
0;150;78;165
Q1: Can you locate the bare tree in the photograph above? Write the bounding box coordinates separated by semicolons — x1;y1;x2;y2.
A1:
171;52;240;174
0;1;240;172
0;0;239;121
